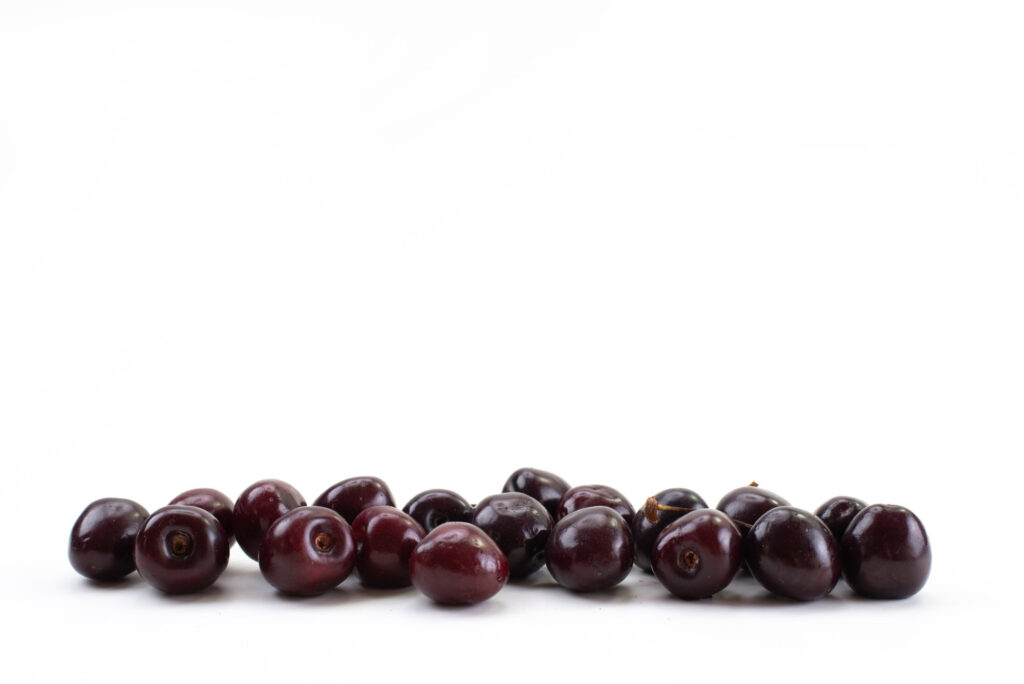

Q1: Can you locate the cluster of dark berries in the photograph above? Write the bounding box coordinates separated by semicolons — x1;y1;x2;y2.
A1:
68;468;931;605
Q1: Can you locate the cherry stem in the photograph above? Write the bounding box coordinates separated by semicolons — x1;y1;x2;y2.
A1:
643;496;752;529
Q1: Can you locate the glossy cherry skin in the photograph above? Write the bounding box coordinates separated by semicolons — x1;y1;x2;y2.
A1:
841;504;930;599
313;476;395;524
350;506;426;588
744;506;840;601
134;505;229;594
814;496;866;542
409;522;509;605
652;509;742;600
169;488;234;546
557;484;635;524
259;506;356;596
69;498;149;581
631;488;708;572
402;489;474;531
472;493;553;579
234;479;306;560
717;485;790;536
546;506;634;592
502;467;571;519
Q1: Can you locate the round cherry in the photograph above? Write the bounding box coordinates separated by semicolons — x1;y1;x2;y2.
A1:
134;505;229;594
351;505;426;588
409;522;509;605
557;484;634;523
716;483;790;536
841;504;930;599
313;476;394;524
259;506;356;596
546;506;634;592
234;479;306;560
631;487;708;572
744;506;840;601
502;467;571;519
402;489;474;531
652;509;742;600
169;488;234;545
472;492;553;579
69;498;149;582
814;495;866;542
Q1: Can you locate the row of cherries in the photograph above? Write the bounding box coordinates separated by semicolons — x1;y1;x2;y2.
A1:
69;468;931;604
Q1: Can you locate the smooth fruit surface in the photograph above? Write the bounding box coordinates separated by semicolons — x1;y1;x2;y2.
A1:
408;522;509;605
472;492;553;578
814;495;866;542
546;506;633;592
69;498;149;581
234;479;306;560
841;504;930;599
402;489;474;531
259;506;356;596
169;488;234;545
652;509;741;600
717;484;790;536
631;487;708;572
351;506;425;588
502;467;571;519
557;484;634;523
313;476;394;523
134;505;229;594
744;506;840;601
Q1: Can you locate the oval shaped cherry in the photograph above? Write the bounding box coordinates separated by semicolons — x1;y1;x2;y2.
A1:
744;506;840;601
632;487;708;572
814;495;866;542
841;504;930;599
351;505;425;588
408;522;509;605
259;506;356;596
402;489;474;531
313;476;394;524
69;498;149;582
546;506;634;592
134;505;229;594
502;467;571;519
472;492;553;579
169;488;234;545
717;484;790;536
234;479;306;560
557;484;634;524
652;509;741;600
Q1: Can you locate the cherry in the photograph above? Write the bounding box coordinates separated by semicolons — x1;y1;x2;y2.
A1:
69;498;149;582
716;482;790;536
814;496;866;542
408;522;509;605
651;509;742;600
841;504;930;599
350;505;426;588
169;488;234;546
234;479;306;560
313;476;395;524
546;506;634;592
502;467;571;519
744;506;840;601
258;506;356;596
402;489;474;531
557;484;634;523
472;492;553;579
134;505;229;594
631;488;707;572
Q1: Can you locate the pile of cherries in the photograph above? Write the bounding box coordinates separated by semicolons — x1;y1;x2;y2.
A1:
68;468;931;604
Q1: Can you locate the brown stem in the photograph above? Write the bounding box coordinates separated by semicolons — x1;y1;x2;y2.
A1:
643;496;752;529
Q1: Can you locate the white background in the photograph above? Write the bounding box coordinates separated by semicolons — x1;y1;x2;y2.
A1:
1;1;1021;682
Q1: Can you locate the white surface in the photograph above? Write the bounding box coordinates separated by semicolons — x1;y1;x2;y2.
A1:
1;2;1021;682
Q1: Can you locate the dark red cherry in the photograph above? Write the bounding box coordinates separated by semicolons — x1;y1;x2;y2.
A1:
546;506;634;592
631;488;708;572
814;496;866;542
169;488;234;545
402;489;474;531
408;522;509;605
744;506;840;601
472;492;553;579
350;506;426;588
134;505;229;594
716;483;790;536
652;509;742;600
258;506;356;596
69;498;149;581
557;484;634;523
234;479;306;560
313;476;394;524
841;504;930;599
502;467;571;519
